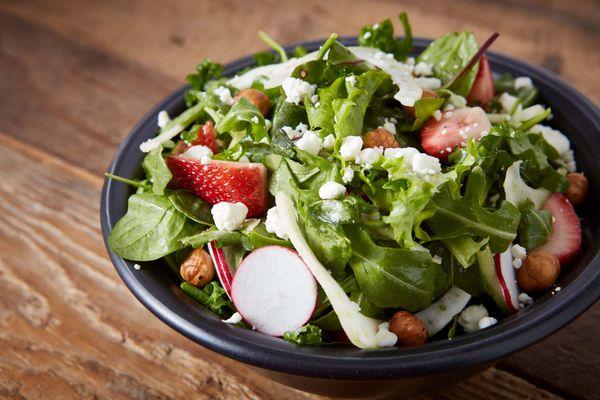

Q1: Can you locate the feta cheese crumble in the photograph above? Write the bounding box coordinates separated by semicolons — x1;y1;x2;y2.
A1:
345;75;357;87
339;136;363;161
184;145;213;164
518;292;534;308
379;118;397;134
411;153;442;174
222;312;243;324
295;131;322;154
432;255;442;265
265;206;289;240
499;92;521;114
341;166;355;183
214;86;235;105
282;122;310;140
356;147;383;167
384;147;419;169
374;322;398;347
511;244;527;269
318;181;346;200
133;263;141;270
281;77;317;105
478;316;498;330
433;110;442;121
157;110;171;128
322;134;336;150
514;76;533;90
414;61;433;77
211;202;248;231
458;305;489;333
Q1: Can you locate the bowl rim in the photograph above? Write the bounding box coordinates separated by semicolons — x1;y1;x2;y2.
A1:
101;37;600;380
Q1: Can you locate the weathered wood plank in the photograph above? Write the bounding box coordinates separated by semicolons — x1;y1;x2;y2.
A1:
1;0;598;102
0;131;566;399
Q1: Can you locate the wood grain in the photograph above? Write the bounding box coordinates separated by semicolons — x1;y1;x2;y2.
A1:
0;0;598;398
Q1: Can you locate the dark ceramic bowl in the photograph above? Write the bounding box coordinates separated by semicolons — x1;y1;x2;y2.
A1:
101;38;600;399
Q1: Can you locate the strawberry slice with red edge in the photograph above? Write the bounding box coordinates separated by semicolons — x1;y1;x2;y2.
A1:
467;54;495;104
536;193;582;265
420;107;491;161
192;121;219;153
166;156;267;217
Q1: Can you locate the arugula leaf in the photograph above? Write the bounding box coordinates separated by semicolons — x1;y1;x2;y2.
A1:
271;98;308;134
427;166;521;253
358;12;413;60
181;282;234;318
283;324;323;345
417;31;479;96
141;146;172;195
442;236;489;268
345;226;445;311
216;98;267;142
518;202;553;249
186;59;223;91
168;190;213;226
108;193;196;261
181;222;290;250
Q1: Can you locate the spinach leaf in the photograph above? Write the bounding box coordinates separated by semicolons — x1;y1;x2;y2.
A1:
142;145;172;194
283;324;323;345
358;12;413;60
181;282;234;318
427;166;521;253
271;98;308;134
168;190;213;226
518;203;553;249
345;226;445;311
417;31;479;96
216;98;267;142
108;193;195;261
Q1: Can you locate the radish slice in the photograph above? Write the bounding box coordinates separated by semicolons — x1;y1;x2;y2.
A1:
275;193;385;348
477;247;519;314
231;245;317;336
416;286;471;336
208;241;234;299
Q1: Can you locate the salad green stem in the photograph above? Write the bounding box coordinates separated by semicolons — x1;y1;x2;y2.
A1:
258;31;288;62
317;33;339;60
105;173;150;189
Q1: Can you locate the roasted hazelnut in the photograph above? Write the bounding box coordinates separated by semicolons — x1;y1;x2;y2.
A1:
517;250;560;292
404;89;438;117
235;88;271;116
363;128;400;149
564;173;588;205
388;311;428;347
180;248;215;288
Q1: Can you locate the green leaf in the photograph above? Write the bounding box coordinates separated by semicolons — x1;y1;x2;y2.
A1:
494;73;539;107
345;226;446;311
411;97;445;130
358;12;413;60
305;77;346;135
427;166;521;253
271;99;308;134
283;324;323;345
181;282;234;319
442;236;488;268
182;229;246;249
216;97;267;142
142;145;172;194
168;190;213;226
108;193;195;261
518;204;553;249
417;31;479;96
186;59;223;91
253;51;279;66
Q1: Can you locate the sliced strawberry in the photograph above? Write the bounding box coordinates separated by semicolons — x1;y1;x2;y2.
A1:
467;54;495;105
166;156;267;217
420;107;491;160
536;193;582;264
191;121;219;153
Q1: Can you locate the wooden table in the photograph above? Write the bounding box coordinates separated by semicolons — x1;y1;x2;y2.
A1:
1;0;598;398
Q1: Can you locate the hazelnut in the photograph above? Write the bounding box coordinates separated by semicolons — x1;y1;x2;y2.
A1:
517;250;560;292
363;128;400;149
388;311;428;347
564;173;588;205
172;140;189;155
180;248;215;287
404;89;438;117
234;88;271;116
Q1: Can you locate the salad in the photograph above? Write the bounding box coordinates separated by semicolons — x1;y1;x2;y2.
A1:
107;13;589;349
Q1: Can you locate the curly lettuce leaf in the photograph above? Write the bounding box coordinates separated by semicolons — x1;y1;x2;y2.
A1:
358;12;413;61
283;324;323;345
181;282;234;319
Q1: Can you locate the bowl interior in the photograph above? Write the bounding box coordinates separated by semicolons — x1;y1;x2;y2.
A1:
101;38;600;379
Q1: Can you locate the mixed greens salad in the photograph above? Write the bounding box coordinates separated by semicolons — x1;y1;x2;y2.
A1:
107;13;588;349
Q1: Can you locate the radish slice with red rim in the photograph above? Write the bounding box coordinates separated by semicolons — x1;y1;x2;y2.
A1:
208;241;234;299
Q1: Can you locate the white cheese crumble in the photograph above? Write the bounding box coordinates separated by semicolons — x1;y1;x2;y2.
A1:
157;110;171;128
379;118;397;134
322;134;336;150
414;62;433;77
214;86;235;105
282;122;310;140
432;255;442;265
184;145;213;164
341;166;355;183
222;312;243;324
362;31;372;39
318;181;346;200
339;136;363;161
514;76;533;90
133;263;141;270
478;316;498;330
250;116;259;124
499;92;521;114
295;131;322;154
356;147;383;167
374;322;398;347
265;206;289;240
458;305;489;333
411;153;442;174
511;244;527;260
518;292;534;308
211;202;248;231
345;75;357;87
433;110;442;121
281;77;317;105
384;146;419;169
